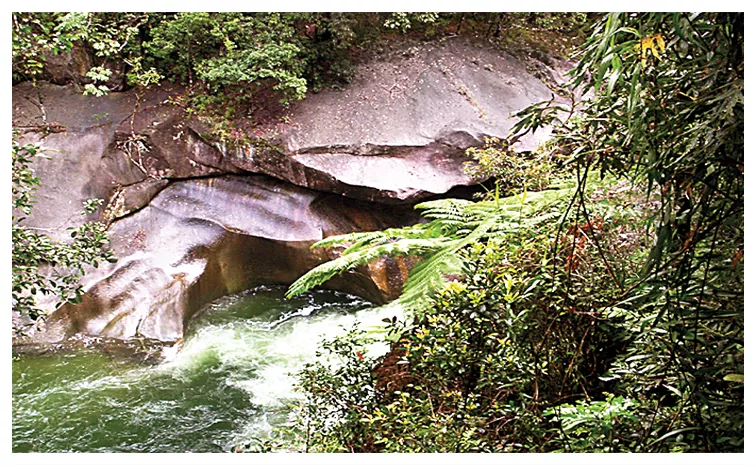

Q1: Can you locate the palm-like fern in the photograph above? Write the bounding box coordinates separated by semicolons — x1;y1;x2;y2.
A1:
286;181;579;311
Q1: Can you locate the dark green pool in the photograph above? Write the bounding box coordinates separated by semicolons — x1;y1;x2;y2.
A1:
12;286;394;452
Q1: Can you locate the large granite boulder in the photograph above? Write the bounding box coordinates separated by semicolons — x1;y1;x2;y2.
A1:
281;38;559;152
225;38;563;202
12;36;568;343
13;37;564;223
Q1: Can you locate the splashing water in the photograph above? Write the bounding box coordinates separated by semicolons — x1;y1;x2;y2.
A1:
12;286;401;452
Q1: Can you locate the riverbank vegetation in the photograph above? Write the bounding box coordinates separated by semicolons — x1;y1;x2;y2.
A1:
285;12;744;453
11;11;743;454
12;136;115;330
13;12;589;136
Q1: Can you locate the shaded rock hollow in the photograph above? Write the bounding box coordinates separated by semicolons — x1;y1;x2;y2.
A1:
37;176;419;342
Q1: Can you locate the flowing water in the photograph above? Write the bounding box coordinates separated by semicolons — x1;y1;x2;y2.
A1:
12;286;398;453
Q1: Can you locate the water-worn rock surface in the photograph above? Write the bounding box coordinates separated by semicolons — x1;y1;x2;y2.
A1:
28;175;419;342
13;37;567;343
227;38;564;202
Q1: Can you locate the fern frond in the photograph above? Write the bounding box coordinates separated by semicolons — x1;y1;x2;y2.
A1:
285;237;450;298
394;214;499;311
311;225;427;250
393;248;465;311
341;226;430;255
287;177;582;310
412;198;479;238
415;198;475;222
529;210;566;226
310;230;387;249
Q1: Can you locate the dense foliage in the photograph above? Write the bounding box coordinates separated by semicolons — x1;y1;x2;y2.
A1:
291;177;648;452
13;12;589;121
287;12;743;453
12;136;115;329
464;136;558;195
530;12;744;451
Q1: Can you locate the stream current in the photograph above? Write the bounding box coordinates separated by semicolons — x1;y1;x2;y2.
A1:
12;286;395;452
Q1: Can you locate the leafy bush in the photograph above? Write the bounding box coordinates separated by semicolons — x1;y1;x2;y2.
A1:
292;325;384;452
12;136;115;328
197;43;307;104
290;176;653;452
464;136;558;195
543;394;641;452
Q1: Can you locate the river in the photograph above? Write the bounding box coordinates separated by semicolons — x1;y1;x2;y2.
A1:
12;286;397;452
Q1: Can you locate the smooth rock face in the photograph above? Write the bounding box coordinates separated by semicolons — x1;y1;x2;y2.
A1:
32;176;419;342
226;140;476;204
279;39;556;153
231;38;562;202
12;36;567;343
12;82;237;238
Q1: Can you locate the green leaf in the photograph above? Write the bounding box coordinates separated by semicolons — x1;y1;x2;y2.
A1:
723;374;744;383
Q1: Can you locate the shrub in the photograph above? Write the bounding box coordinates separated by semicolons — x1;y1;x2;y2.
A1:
12;135;116;328
292;178;651;452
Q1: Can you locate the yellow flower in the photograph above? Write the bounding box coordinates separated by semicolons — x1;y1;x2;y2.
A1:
653;34;666;53
638;33;666;67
